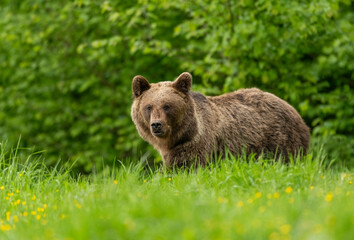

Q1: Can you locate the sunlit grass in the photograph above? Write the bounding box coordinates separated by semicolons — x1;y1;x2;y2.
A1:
0;142;353;239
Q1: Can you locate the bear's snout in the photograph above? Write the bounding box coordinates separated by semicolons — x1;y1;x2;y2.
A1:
151;121;162;131
151;121;164;137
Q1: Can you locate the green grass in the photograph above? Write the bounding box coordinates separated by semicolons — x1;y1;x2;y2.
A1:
0;143;353;240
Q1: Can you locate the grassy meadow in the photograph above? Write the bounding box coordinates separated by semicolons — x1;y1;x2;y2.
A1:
0;142;353;240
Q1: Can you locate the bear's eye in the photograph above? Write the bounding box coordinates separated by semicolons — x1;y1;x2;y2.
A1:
163;105;171;111
146;106;152;112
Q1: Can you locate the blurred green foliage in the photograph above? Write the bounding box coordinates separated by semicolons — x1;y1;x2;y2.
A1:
0;0;353;171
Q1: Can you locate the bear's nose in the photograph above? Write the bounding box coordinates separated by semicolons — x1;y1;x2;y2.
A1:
151;121;162;132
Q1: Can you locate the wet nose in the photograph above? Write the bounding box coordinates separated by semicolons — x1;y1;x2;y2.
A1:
151;121;162;131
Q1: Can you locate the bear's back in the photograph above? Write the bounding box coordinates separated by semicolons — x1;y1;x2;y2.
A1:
205;88;310;157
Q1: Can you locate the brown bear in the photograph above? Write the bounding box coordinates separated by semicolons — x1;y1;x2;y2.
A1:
131;72;310;168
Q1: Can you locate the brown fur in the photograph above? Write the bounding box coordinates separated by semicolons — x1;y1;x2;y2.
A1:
131;72;310;168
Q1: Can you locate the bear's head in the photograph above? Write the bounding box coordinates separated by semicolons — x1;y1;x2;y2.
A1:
132;72;193;140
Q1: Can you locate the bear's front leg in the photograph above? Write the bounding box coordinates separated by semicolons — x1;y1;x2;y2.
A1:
162;147;207;169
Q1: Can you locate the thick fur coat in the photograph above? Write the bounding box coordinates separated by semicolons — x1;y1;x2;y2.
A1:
131;72;310;167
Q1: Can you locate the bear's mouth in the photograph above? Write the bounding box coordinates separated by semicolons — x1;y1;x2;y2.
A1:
152;131;164;137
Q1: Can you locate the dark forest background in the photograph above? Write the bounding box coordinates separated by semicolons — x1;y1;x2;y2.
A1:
0;0;353;172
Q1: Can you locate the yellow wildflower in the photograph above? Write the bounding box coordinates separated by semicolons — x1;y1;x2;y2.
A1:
325;192;333;202
273;192;280;199
259;206;266;213
13;215;18;222
0;224;11;231
32;195;36;200
114;180;118;184
255;192;262;198
310;186;315;190
6;212;11;221
0;186;4;190
31;211;36;216
36;215;41;220
285;187;293;194
279;224;291;234
237;201;244;207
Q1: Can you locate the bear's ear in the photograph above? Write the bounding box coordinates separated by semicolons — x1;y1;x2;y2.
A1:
172;72;192;94
132;75;151;98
